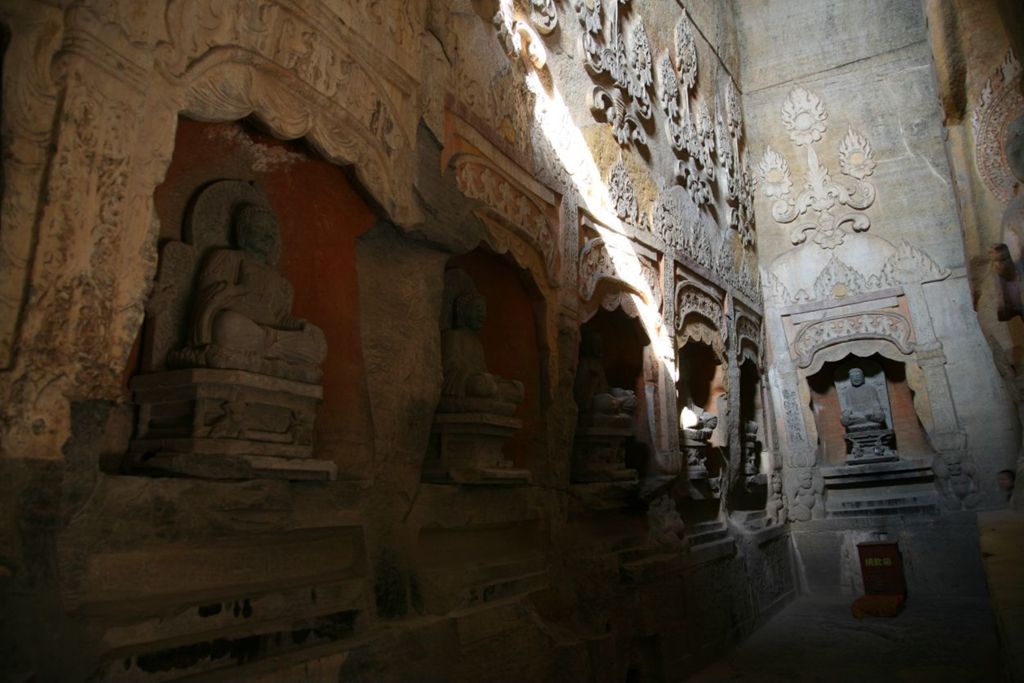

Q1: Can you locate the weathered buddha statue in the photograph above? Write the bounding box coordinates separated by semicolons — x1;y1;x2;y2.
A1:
574;329;637;422
171;204;326;383
438;269;524;416
839;366;887;433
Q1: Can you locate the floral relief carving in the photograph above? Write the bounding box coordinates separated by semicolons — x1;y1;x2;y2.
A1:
758;86;876;249
574;0;654;148
657;9;754;248
780;86;827;146
608;159;647;230
791;312;914;368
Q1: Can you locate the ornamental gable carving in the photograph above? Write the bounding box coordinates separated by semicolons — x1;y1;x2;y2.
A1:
765;242;949;305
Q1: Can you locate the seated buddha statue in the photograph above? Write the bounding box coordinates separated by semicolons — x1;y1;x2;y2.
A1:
574;329;637;423
438;269;524;416
839;366;887;433
172;204;326;382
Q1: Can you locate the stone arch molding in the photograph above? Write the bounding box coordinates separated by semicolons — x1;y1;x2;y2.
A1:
158;0;421;226
0;0;424;459
791;311;915;370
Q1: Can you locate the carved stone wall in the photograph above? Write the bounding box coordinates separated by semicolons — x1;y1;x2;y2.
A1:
737;0;1018;550
0;1;788;680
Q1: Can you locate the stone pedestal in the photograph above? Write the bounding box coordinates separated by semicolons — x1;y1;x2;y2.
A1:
425;413;531;484
821;456;938;517
844;428;897;463
131;368;336;480
571;416;637;483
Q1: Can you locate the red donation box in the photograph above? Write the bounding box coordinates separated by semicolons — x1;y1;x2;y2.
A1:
852;541;906;618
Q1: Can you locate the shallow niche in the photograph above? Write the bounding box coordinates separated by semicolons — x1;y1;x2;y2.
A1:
806;354;931;467
572;305;650;484
423;247;547;485
124;117;376;480
677;340;727;518
733;359;767;510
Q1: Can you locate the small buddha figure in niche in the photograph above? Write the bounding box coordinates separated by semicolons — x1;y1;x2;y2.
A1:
837;364;896;460
438;269;524;416
574;328;637;420
172;204;327;382
839;367;887;433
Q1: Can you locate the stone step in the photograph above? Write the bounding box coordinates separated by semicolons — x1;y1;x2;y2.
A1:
684;536;737;567
688;521;729;547
826;492;940;517
731;510;768;525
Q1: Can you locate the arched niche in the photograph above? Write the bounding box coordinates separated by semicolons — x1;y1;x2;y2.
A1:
733;359;768;510
127;117;377;480
806;353;932;466
676;339;727;444
442;246;547;475
574;306;651;483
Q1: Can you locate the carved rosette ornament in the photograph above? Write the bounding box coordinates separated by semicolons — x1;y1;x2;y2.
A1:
758;86;877;249
972;50;1023;202
574;0;654;147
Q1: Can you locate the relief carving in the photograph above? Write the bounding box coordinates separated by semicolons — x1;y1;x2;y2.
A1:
573;0;653;147
454;157;559;282
157;0;421;226
758;87;877;249
791;313;914;369
579;235;661;313
972;50;1022;203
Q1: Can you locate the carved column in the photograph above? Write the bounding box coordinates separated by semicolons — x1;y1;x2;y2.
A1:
1;11;162;460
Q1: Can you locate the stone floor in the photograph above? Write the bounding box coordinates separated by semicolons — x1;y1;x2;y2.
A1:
979;510;1024;682
689;595;1007;682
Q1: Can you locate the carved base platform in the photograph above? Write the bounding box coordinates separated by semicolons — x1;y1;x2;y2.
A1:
844;428;897;463
571;420;637;483
131;368;335;480
424;412;531;485
821;456;939;517
130;451;337;480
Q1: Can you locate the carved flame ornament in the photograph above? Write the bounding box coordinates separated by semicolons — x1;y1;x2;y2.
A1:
758;86;877;249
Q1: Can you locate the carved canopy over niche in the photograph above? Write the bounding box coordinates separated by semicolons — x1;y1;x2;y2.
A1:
735;310;762;365
159;0;421;225
579;215;662;322
674;275;725;359
442;111;561;289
